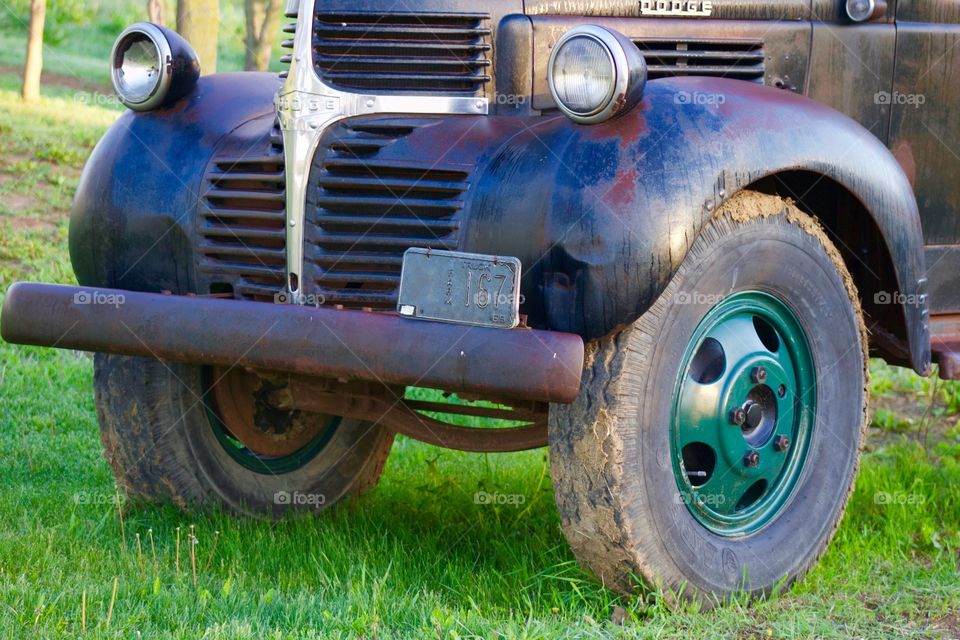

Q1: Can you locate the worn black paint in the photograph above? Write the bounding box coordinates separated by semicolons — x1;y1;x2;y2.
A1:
331;78;929;372
69;73;280;294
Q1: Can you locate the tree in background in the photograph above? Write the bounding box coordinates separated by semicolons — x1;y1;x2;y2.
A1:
21;0;46;102
177;0;219;74
244;0;282;71
148;0;165;25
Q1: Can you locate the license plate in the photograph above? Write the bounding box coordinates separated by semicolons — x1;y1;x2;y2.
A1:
397;249;522;329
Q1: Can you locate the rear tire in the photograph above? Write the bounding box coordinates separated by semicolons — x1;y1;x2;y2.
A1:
549;192;868;606
94;355;394;516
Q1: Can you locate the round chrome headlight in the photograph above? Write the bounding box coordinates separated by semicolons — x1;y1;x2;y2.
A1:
111;22;200;112
845;0;876;21
548;26;647;124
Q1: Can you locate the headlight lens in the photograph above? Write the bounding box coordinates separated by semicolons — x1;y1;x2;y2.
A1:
111;22;200;112
548;26;648;125
551;36;616;115
114;32;163;104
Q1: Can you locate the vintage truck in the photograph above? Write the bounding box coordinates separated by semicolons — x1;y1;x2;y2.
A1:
2;0;958;606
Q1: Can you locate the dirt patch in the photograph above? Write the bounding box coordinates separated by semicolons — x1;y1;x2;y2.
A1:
2;150;38;168
4;215;56;231
868;390;958;451
2;193;33;213
0;65;110;94
933;612;960;639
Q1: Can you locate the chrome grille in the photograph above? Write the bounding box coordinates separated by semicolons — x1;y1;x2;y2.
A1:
635;39;765;82
198;122;287;302
312;11;492;94
304;118;470;310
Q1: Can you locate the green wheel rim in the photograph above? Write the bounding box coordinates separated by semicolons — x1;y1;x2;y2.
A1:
206;405;340;475
670;291;816;536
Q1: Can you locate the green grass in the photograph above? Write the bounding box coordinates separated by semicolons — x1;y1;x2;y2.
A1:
0;77;958;638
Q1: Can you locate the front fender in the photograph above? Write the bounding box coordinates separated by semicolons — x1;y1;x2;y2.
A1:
69;73;281;293
462;77;929;374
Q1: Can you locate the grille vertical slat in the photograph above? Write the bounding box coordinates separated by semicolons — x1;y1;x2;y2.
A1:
198;121;287;302
304;119;471;310
635;39;765;82
313;11;492;95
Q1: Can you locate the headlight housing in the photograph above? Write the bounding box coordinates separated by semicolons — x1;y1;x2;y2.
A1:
548;26;647;124
111;22;200;112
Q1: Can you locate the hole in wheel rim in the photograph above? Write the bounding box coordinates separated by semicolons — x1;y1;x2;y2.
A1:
753;315;780;352
736;479;768;511
681;442;716;487
689;337;726;384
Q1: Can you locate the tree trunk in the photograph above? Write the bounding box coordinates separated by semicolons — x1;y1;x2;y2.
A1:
147;0;164;25
244;0;282;72
177;0;219;74
21;0;46;102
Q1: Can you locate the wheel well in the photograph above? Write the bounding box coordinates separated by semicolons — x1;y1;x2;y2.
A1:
746;171;910;365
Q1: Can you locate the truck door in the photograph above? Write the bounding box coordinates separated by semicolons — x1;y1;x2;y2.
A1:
806;0;897;139
889;0;960;313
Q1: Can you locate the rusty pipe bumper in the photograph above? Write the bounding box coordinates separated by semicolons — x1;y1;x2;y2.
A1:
1;283;584;404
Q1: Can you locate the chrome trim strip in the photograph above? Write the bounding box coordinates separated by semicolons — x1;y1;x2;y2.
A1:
277;0;489;298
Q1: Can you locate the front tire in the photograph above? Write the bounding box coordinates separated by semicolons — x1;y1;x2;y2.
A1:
95;355;395;516
549;192;868;605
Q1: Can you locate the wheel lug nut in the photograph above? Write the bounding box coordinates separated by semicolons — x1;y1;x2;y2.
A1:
743;450;760;467
729;407;747;426
774;435;791;452
751;366;768;384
